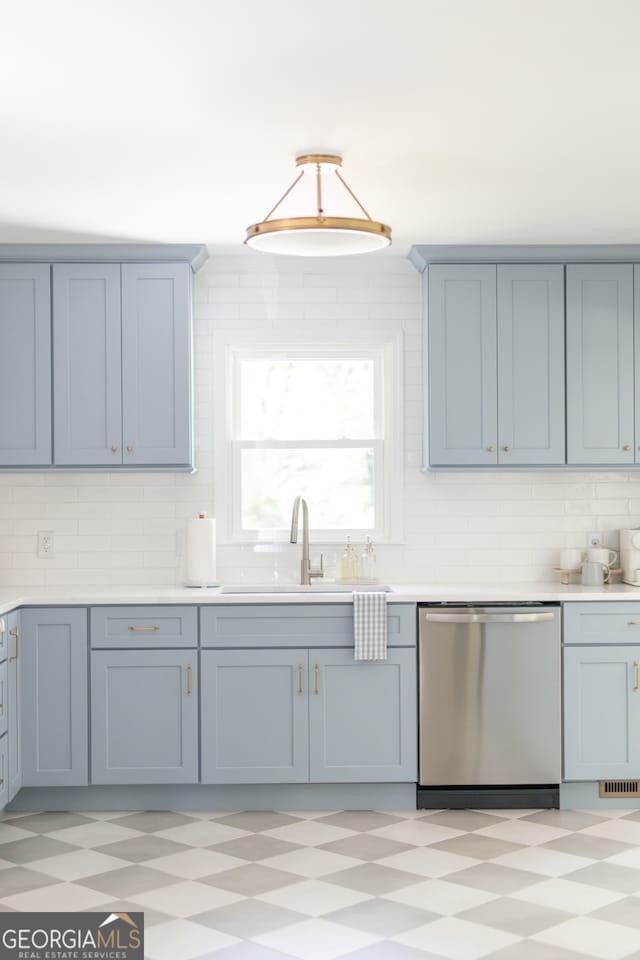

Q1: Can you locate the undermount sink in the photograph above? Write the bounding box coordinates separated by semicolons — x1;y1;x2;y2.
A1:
219;583;393;594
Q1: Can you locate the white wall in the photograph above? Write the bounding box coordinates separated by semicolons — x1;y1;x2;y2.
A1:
0;252;637;588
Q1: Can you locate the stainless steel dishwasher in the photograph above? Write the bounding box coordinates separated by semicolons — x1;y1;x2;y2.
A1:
418;604;561;808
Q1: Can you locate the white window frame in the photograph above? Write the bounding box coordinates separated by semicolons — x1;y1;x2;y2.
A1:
213;329;403;544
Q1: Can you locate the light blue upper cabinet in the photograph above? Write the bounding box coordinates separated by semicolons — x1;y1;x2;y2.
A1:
633;265;640;463
497;265;565;465
53;264;123;465
566;264;634;464
0;265;51;465
121;263;192;466
428;265;498;465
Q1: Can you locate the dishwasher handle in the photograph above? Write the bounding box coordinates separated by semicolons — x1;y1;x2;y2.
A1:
423;611;555;624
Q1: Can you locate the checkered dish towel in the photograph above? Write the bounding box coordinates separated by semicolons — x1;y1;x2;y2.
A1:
353;591;387;660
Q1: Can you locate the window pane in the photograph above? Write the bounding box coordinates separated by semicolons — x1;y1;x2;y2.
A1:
240;359;375;440
241;448;375;530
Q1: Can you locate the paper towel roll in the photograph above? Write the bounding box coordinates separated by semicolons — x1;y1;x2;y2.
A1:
185;513;218;587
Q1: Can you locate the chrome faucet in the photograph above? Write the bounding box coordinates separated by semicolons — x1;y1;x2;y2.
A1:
290;496;324;586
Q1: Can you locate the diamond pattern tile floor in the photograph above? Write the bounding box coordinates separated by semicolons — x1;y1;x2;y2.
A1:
3;808;640;958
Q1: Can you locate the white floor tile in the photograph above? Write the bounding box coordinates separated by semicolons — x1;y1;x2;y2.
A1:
263;821;356;847
533;916;640;959
370;820;464;846
383;878;498;915
260;847;363;878
491;846;596;877
1;881;112;912
46;822;143;848
393;916;520;959
606;846;640;869
144;918;240;960
130;879;243;917
252;917;379;960
581;819;640;845
377;847;481;878
27;849;130;881
474;819;570;846
144;848;247;879
512;877;624;914
257;879;372;916
154;821;249;847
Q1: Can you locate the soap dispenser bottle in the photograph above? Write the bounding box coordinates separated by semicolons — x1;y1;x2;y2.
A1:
360;536;377;582
340;536;359;580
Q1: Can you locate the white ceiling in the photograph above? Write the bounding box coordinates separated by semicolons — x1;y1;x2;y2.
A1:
2;0;640;256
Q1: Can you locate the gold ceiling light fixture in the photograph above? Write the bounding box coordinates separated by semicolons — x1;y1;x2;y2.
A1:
245;153;392;256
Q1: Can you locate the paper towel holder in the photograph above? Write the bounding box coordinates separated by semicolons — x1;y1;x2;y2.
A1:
184;512;219;588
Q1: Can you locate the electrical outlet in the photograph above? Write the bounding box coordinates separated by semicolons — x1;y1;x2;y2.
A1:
587;531;604;548
37;531;55;559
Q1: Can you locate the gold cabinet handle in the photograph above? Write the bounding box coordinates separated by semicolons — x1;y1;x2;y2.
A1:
627;622;640;626
634;661;640;691
502;445;510;452
9;628;19;662
128;625;160;632
486;446;495;453
111;444;118;453
297;664;304;695
186;664;192;696
624;444;632;452
126;444;134;453
314;663;320;695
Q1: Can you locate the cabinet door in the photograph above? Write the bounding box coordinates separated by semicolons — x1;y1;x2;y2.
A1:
0;264;51;465
7;612;21;800
309;648;417;782
566;264;634;464
201;650;309;784
428;265;498;465
0;734;8;811
564;645;640;780
0;660;7;739
53;264;122;465
121;262;192;466
91;650;197;784
21;608;88;787
497;265;565;465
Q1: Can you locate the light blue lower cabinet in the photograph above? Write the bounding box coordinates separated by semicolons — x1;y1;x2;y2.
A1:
7;611;21;801
309;648;417;782
200;647;417;785
0;659;7;739
21;608;88;787
0;733;7;809
563;645;640;780
91;650;198;784
200;650;309;784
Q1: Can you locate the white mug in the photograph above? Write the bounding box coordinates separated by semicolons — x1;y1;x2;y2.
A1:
586;547;617;567
560;548;583;570
581;560;611;585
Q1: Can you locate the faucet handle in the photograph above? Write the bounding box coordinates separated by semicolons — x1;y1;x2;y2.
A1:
309;553;324;581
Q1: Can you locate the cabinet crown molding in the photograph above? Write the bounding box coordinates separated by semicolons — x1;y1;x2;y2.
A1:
0;243;208;272
409;244;640;273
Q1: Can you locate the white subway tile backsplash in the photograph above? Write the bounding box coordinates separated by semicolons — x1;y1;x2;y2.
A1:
0;253;637;587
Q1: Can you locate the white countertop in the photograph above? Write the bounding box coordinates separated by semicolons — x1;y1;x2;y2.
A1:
0;581;638;614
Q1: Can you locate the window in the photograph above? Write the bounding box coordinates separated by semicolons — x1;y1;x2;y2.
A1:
214;332;403;543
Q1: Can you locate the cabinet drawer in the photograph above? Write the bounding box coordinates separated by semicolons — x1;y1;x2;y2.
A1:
564;603;640;644
201;603;416;648
91;606;197;648
0;660;6;739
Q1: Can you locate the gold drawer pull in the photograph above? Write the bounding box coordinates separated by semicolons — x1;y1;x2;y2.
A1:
186;665;192;696
628;622;640;626
297;664;304;695
314;663;320;695
9;628;19;662
634;662;640;692
128;625;160;632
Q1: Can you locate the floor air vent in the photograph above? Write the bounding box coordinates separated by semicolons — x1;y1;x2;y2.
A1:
599;779;640;798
